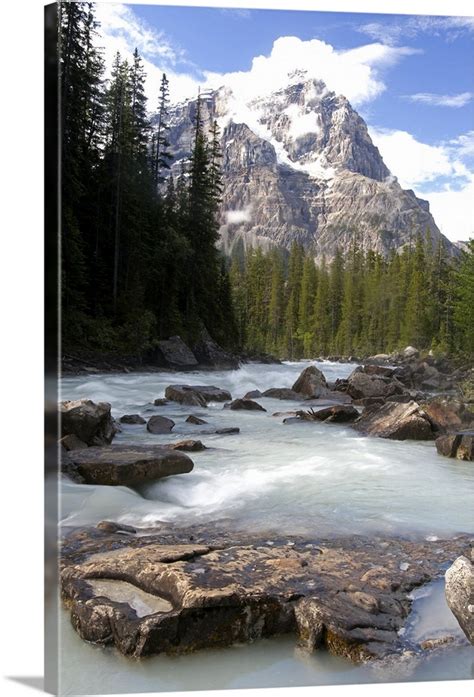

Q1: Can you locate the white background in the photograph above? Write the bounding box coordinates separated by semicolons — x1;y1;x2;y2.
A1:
0;1;472;696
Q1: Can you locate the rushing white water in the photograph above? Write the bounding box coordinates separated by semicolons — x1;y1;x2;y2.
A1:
58;361;474;694
60;361;474;536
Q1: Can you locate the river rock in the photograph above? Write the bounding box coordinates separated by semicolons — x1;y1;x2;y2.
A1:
435;432;474;460
224;399;267;412
354;401;434;440
445;556;474;644
299;405;359;423
243;389;262;399
59;434;88;451
120;414;146;425
147;415;175;434
292;366;328;398
346;367;406;401
165;385;232;407
192;330;239;370
186;415;208;425
262;388;301;400
403;346;420;360
154;336;198;369
169;440;206;452
154;398;169;406
60;525;470;661
423;398;474;435
63;445;193;486
60;399;117;446
215;427;240;435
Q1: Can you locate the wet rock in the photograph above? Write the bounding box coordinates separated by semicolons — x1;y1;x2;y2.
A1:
298;405;359;423
292;366;328;398
445;556;474;644
154;336;198;369
60;399;117;446
261;388;301;400
435;432;474;460
215;427;240;435
354;401;434;441
147;415;175;434
224;399;266;412
62;445;194;486
165;385;232;407
120;414;146;425
60;525;470;661
192;330;239;370
346;367;406;401
423;398;474;435
186;415;208;425
243;390;262;399
59;434;88;451
97;521;137;535
154;398;169;406
169;440;206;452
353;397;386;408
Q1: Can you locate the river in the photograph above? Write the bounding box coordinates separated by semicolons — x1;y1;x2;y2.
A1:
57;360;474;694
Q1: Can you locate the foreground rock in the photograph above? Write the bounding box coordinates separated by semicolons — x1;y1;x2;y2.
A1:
435;432;474;460
165;385;232;407
224;399;266;412
445;555;474;644
60;524;469;661
147;415;175;434
354;401;434;440
62;445;193;486
292;366;328;398
60;399;117;446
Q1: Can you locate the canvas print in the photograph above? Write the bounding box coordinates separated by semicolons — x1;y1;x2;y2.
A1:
46;1;474;694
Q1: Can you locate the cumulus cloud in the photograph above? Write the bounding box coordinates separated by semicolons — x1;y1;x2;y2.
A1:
403;92;473;108
226;205;253;225
424;178;474;243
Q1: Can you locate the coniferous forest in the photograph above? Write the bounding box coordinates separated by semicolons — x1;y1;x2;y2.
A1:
60;2;473;362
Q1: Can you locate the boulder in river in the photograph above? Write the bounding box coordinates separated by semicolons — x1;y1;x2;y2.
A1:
120;414;146;425
354;401;434;440
60;524;470;661
165;385;232;407
186;414;208;425
423;398;474;435
261;388;301;400
435;432;474;460
169;440;207;452
298;405;360;423
445;555;474;644
243;389;262;399
154;336;199;369
147;415;175;434
224;399;267;412
154;398;169;406
215;427;240;435
346;367;406;401
60;399;117;446
59;434;88;451
63;445;193;486
292;366;328;398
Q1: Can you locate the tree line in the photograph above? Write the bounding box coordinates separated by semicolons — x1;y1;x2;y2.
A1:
60;1;236;356
229;237;474;359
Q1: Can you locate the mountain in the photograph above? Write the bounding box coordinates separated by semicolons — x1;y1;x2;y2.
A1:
165;76;454;259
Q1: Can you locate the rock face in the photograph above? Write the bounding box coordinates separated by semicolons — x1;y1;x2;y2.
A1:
354;401;434;441
60;524;469;661
435;432;474;460
154;336;199;369
292;366;328;398
445;556;474;644
192;330;239;370
60;399;117;446
147;415;175;434
62;445;193;486
224;398;267;412
163;79;454;260
165;385;232;407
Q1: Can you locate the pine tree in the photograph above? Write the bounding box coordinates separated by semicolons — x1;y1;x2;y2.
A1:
453;239;474;354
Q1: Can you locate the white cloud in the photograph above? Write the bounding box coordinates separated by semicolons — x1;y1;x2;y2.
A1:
204;36;419;108
359;15;474;45
369;126;474;241
226;205;253;224
403;92;473;108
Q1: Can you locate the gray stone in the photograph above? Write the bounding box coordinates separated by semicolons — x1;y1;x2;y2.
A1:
60;399;117;446
120;414;146;425
292;366;328;398
155;336;198;369
224;399;266;412
165;385;232;407
354;401;434;440
147;415;175;434
445;556;474;644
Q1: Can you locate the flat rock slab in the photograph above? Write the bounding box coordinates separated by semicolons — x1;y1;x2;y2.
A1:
165;385;232;407
60;525;470;662
63;445;193;486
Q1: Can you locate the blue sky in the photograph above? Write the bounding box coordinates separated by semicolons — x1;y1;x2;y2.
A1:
96;3;474;240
